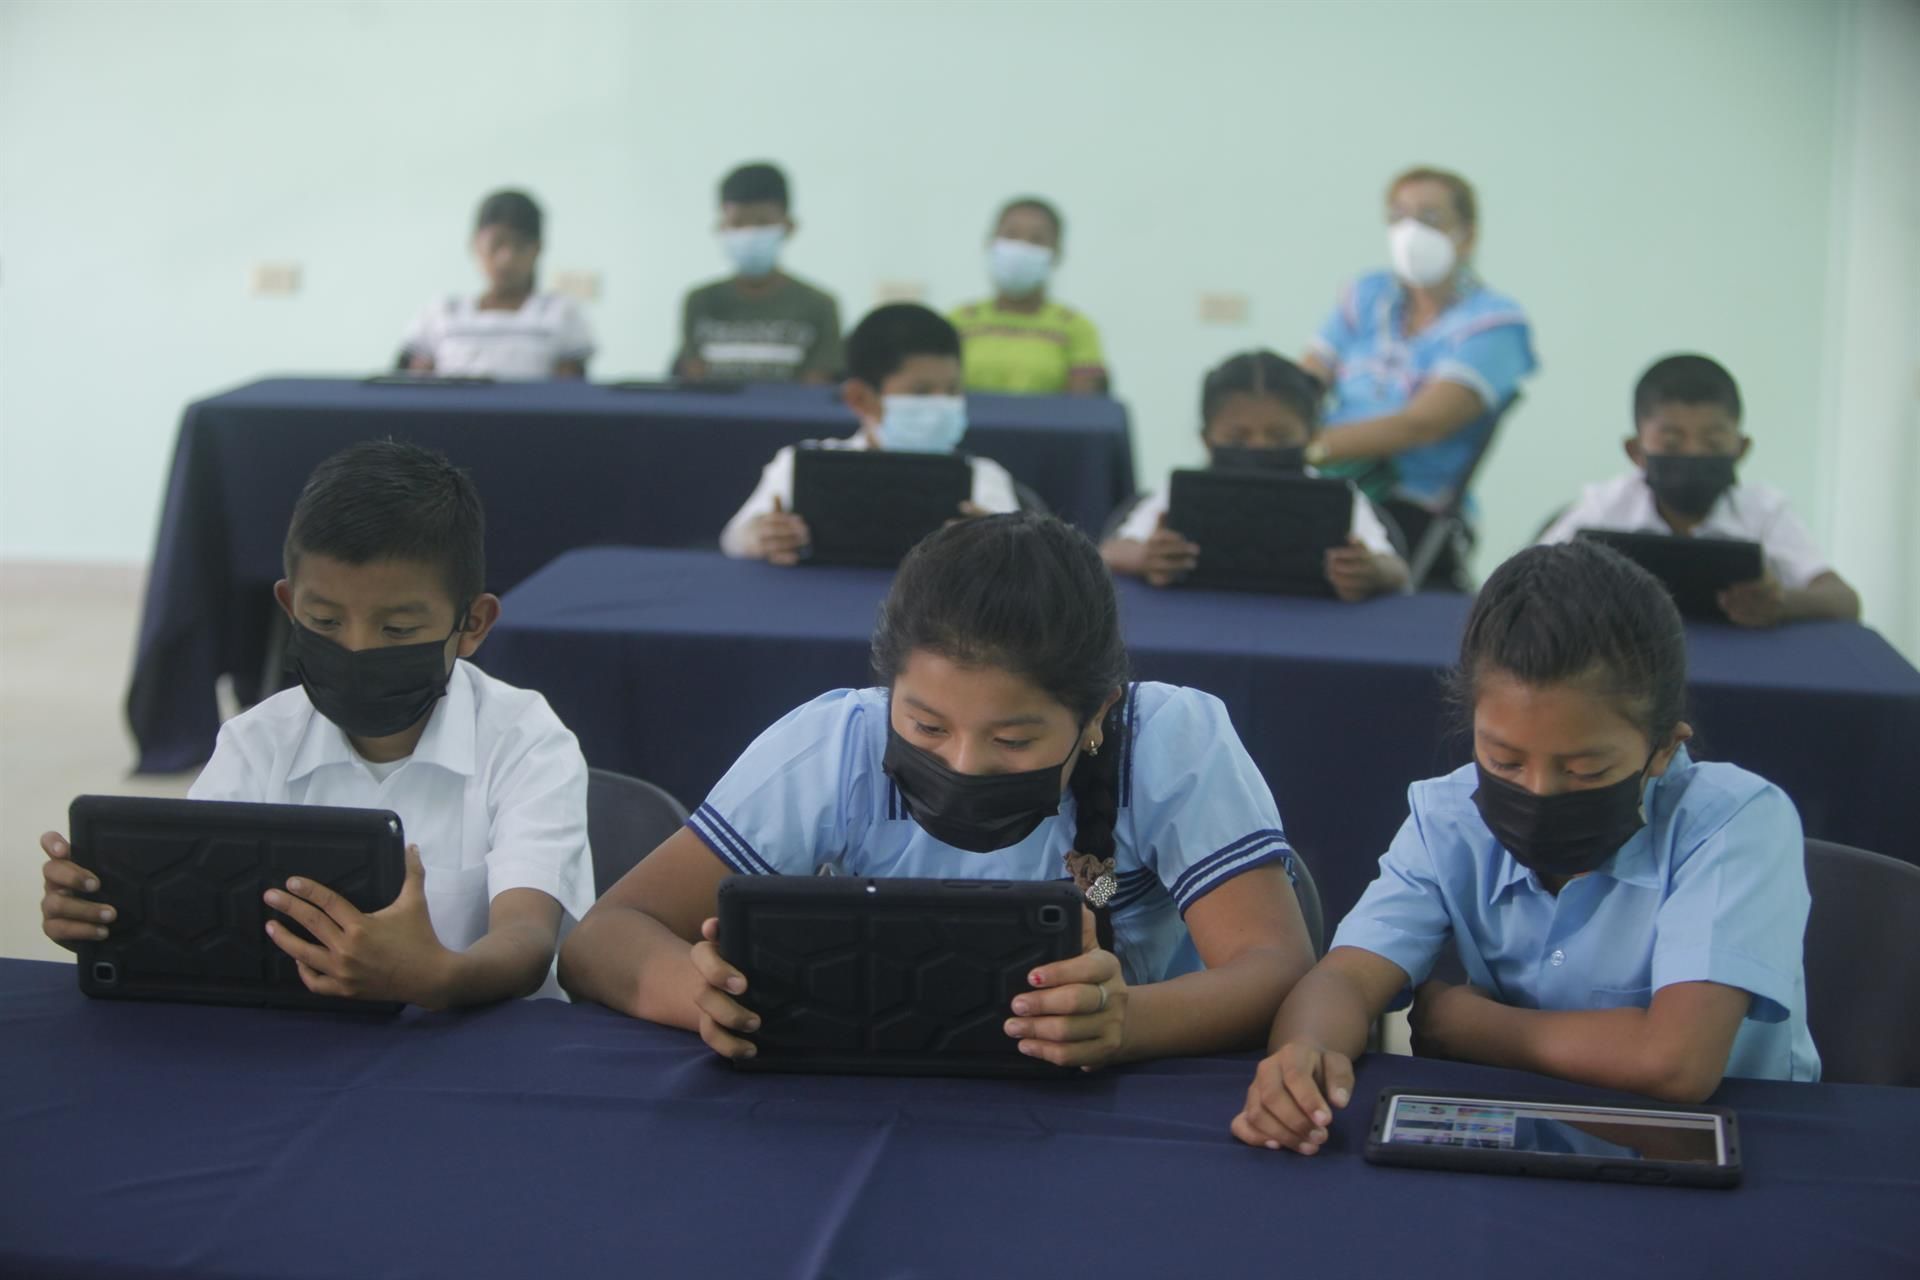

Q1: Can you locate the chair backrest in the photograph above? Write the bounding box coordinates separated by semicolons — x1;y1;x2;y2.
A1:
1803;839;1920;1086
1288;846;1326;958
1440;391;1523;520
586;768;691;896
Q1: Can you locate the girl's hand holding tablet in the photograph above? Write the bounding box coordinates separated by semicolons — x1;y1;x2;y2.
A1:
1005;908;1129;1070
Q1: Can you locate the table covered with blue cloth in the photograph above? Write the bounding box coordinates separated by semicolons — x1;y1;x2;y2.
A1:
476;548;1920;925
124;377;1134;774
2;958;1915;1280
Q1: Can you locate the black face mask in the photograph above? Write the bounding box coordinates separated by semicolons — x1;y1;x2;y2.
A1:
1471;758;1651;879
882;726;1073;853
1644;454;1737;520
1209;444;1308;474
284;611;463;740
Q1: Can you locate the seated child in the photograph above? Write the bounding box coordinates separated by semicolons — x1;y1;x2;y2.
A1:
673;161;843;384
402;189;593;380
38;441;594;1007
1538;353;1860;627
1102;350;1409;600
950;196;1108;395
561;513;1318;1066
720;303;1022;564
1233;540;1819;1157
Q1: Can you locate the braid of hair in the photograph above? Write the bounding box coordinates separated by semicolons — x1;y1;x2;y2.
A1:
1066;699;1127;954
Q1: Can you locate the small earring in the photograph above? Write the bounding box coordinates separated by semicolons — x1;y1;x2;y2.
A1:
1085;739;1100;757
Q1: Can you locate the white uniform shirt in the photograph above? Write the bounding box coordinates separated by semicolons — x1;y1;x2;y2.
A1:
189;660;595;1000
719;433;1021;558
1537;472;1833;591
401;293;595;380
1113;470;1399;557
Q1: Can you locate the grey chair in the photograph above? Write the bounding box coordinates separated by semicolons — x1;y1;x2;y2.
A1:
586;767;691;896
1288;846;1326;959
1804;839;1920;1086
1382;391;1525;592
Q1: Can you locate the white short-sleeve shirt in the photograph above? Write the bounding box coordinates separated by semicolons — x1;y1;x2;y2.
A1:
402;293;595;380
1112;470;1399;558
719;433;1021;558
1537;471;1833;591
188;660;595;1000
685;682;1298;986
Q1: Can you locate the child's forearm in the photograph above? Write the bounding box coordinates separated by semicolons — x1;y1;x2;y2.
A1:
1100;537;1148;578
559;905;705;1028
1121;943;1313;1063
1782;575;1861;622
1265;953;1393;1061
1430;998;1724;1102
1374;552;1410;593
427;919;559;1009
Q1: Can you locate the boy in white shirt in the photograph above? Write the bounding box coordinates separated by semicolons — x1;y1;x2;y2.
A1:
1102;350;1408;601
39;442;595;1006
720;303;1022;563
1538;354;1860;627
402;189;594;380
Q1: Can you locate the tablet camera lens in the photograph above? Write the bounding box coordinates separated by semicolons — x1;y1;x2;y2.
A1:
1038;905;1065;928
91;962;117;986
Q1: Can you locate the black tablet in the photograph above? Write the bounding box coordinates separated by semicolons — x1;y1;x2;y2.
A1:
69;796;407;1014
1366;1090;1741;1189
1166;469;1354;595
716;875;1085;1077
1576;529;1764;620
790;447;972;568
363;373;496;387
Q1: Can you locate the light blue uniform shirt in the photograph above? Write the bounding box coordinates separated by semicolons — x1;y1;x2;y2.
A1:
688;683;1296;986
1331;748;1820;1083
1309;269;1537;505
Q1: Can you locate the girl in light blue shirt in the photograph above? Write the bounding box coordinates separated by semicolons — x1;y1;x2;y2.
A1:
562;514;1318;1068
1235;540;1819;1156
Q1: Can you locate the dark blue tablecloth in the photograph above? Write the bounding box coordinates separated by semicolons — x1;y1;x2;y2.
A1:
2;958;1914;1280
124;378;1133;773
476;549;1920;925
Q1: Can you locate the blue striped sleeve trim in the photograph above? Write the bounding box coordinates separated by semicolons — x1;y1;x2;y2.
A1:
1170;830;1288;908
1176;844;1293;916
1108;867;1160;912
687;804;776;876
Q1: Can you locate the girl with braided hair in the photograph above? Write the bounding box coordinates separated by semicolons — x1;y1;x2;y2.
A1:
561;513;1316;1068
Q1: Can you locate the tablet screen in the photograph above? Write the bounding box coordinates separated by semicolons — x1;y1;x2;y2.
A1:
1382;1096;1725;1165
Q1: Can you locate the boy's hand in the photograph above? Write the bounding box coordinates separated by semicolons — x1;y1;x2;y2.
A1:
1718;571;1785;628
1004;907;1128;1070
1325;537;1382;602
751;496;811;566
1409;978;1494;1059
39;831;115;950
263;845;454;1007
1144;513;1200;588
690;916;761;1060
1232;1039;1355;1155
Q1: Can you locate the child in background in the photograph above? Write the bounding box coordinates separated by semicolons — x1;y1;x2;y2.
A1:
402;189;593;379
1233;541;1819;1157
720;303;1022;563
950;197;1108;396
1102;351;1408;601
39;442;595;1007
1538;354;1860;627
674;162;843;384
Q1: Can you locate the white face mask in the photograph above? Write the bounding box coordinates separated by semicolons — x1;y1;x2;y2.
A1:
987;238;1054;297
1387;218;1458;288
720;226;785;278
876;395;968;454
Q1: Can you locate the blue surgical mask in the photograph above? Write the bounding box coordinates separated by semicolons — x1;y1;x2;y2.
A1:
877;395;968;454
720;226;784;278
988;238;1053;297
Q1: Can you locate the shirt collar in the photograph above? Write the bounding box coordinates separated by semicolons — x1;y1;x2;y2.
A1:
285;660;478;782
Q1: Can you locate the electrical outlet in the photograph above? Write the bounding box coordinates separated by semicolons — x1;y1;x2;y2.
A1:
552;270;601;302
874;280;926;304
1198;292;1249;325
250;263;302;296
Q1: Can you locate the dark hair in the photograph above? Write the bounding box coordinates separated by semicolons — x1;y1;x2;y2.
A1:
720;162;790;210
1387;166;1477;229
994;196;1064;244
872;513;1130;868
1634;353;1743;424
1450;541;1687;744
474;189;542;241
284;440;486;610
844;303;962;389
1200;350;1324;434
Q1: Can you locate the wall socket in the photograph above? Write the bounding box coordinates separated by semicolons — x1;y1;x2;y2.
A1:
874;280;926;304
552;270;601;302
250;263;302;296
1197;292;1250;325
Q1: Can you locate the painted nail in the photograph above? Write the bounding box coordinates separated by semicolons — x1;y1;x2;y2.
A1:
1029;971;1045;987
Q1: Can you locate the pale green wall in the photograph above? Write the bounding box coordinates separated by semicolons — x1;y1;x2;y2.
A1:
5;0;1899;646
